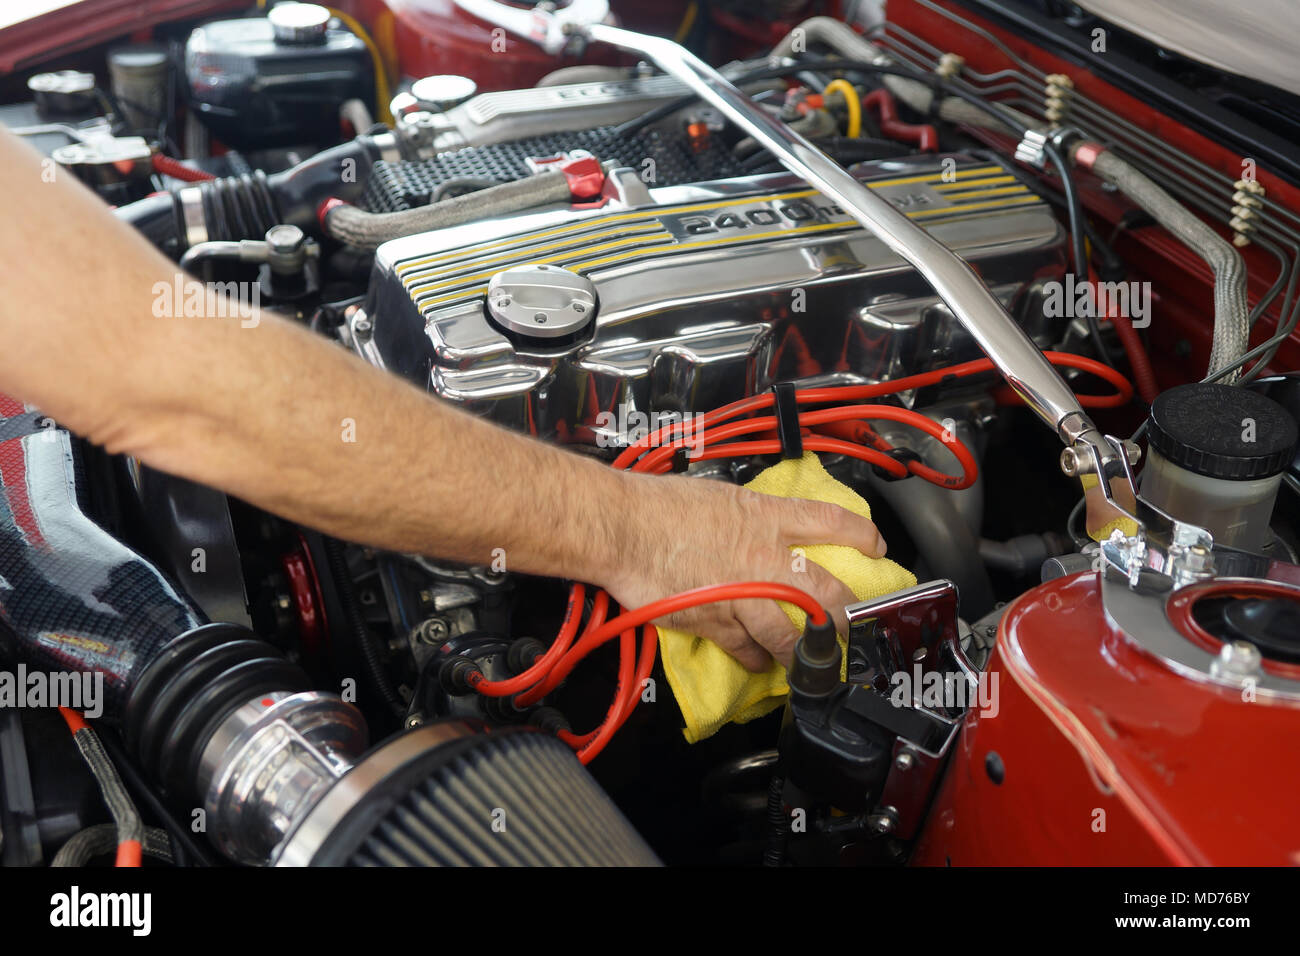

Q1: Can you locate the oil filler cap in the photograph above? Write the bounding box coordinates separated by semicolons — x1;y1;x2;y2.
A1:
1147;382;1298;480
268;2;331;44
485;264;597;346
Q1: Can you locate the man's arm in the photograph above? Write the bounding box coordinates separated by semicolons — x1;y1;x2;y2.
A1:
0;129;885;671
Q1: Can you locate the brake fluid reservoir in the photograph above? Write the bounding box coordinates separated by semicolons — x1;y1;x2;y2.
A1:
1142;383;1298;552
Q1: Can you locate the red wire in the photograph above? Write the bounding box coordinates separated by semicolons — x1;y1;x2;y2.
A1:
571;624;658;764
150;154;215;182
862;88;939;152
557;625;637;760
516;582;827;708
613;351;1132;471
468;584;589;696
636;435;910;479
1089;264;1159;403
477;351;1135;761
630;404;977;489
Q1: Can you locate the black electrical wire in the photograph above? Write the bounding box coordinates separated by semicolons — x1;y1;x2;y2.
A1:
762;774;790;867
97;728;217;868
739;135;912;171
1066;496;1085;546
1023;159;1124;277
1043;140;1116;367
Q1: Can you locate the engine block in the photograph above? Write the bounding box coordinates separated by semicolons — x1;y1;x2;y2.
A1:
357;153;1066;443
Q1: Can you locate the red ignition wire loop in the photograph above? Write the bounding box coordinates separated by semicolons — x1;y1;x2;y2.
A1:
513;582;827;710
473;352;1134;761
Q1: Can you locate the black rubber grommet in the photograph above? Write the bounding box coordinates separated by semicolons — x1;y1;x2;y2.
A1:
159;656;309;794
124;625;243;763
124;624;310;795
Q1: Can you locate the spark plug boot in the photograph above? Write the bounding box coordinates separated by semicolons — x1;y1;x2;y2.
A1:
787;615;841;702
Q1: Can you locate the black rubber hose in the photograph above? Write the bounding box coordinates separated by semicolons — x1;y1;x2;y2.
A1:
1045;140;1116;367
115;133;388;249
322;537;406;719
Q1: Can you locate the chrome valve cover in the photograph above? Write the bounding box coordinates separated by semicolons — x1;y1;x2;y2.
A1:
358;153;1066;442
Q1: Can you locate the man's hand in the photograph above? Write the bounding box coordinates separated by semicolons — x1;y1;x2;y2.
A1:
599;474;887;672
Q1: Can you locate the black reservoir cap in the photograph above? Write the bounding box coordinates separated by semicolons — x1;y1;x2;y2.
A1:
1148;382;1298;480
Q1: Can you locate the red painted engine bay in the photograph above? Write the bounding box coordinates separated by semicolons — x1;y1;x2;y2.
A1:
1;0;1299;884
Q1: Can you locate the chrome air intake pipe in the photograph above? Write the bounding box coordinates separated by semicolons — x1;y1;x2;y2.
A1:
0;416;366;864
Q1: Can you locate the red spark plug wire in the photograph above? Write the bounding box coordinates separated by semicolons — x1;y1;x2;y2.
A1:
471;352;1134;762
467;584;591;697
514;582;828;709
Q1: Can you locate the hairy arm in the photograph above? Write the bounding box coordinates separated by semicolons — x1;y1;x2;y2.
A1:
0;129;885;670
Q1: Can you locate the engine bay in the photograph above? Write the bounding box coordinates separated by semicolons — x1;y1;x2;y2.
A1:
2;0;1300;883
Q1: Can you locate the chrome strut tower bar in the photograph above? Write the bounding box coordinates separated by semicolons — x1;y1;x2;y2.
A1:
453;0;1154;545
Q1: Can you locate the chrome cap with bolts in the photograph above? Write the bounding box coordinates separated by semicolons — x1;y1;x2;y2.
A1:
486;264;597;342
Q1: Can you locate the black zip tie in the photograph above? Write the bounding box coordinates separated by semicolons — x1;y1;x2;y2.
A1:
772;381;803;460
670;446;690;473
871;446;923;482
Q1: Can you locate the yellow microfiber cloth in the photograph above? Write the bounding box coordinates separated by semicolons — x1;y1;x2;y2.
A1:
657;452;916;744
1080;472;1141;540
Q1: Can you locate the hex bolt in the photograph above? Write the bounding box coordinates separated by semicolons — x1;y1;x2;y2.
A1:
265;224;305;255
1060;446;1082;477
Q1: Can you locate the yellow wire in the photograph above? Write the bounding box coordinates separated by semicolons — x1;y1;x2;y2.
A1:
674;2;699;44
323;6;394;125
822;78;862;139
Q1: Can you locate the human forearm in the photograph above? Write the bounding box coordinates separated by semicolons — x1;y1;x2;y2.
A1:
112;308;636;584
0;128;630;584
